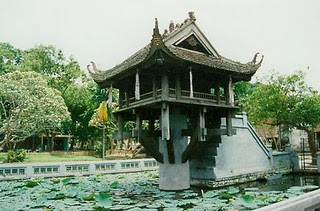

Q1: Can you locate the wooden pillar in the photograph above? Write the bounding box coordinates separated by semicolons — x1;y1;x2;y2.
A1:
214;84;221;104
224;84;228;105
176;73;181;100
135;110;141;141
161;71;169;100
108;84;113;108
119;89;124;109
117;114;124;139
149;118;155;131
189;67;194;98
152;76;157;100
125;91;129;107
199;107;207;141
226;110;233;136
227;75;234;106
161;102;170;140
135;71;140;100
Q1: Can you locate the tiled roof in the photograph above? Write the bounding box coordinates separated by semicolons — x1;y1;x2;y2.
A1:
167;45;262;75
89;14;263;84
89;44;151;83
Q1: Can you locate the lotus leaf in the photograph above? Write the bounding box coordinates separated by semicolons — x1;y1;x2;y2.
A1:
227;186;240;194
25;180;38;187
95;192;112;208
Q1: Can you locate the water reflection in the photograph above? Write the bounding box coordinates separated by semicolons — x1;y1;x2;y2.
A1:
235;173;320;192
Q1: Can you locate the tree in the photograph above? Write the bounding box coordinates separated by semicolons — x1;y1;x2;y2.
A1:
233;81;257;110
18;45;86;92
244;71;320;163
0;71;70;150
62;82;100;149
0;42;99;150
0;42;22;75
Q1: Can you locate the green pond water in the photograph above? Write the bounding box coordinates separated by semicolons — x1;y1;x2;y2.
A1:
0;171;318;210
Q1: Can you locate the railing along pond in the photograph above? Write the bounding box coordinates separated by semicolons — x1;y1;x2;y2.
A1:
0;158;158;180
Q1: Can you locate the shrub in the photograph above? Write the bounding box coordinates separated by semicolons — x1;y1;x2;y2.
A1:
6;149;27;163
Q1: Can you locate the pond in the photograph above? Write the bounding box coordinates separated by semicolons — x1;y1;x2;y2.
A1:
0;171;318;210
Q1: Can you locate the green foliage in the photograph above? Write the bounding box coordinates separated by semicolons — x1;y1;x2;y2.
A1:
242;71;320;160
234;81;257;109
25;180;39;188
62;82;100;146
6;149;26;162
95;192;112;208
18;45;85;91
0;71;70;149
244;71;320;130
0;42;118;150
0;42;22;74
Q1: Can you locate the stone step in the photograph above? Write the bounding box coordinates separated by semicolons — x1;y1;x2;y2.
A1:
190;157;216;167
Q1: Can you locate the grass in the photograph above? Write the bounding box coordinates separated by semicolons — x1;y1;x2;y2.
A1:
0;152;108;163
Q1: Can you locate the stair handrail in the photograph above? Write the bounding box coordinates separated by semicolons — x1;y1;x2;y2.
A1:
247;122;271;158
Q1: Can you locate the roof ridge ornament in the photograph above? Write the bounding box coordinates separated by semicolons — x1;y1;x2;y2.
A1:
188;11;196;22
163;12;196;37
87;61;99;74
248;53;264;66
253;52;264;65
151;18;164;48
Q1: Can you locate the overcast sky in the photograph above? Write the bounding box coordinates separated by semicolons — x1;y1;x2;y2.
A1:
1;0;320;89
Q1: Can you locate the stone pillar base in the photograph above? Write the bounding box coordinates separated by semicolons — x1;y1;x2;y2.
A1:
159;162;190;190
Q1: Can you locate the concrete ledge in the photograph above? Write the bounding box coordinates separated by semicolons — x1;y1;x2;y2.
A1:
256;189;320;211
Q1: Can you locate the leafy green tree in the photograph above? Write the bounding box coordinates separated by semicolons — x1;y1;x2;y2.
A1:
62;82;101;149
234;81;257;110
0;42;99;149
244;71;320;163
19;45;85;91
0;71;70;150
0;42;22;74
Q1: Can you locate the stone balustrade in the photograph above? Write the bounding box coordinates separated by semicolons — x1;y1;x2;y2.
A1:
256;188;320;211
0;158;158;180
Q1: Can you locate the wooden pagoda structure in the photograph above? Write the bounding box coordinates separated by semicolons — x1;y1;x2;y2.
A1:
89;12;263;190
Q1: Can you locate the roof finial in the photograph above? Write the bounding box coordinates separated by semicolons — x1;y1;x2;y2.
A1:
151;18;164;46
169;20;175;32
188;11;196;22
153;18;160;36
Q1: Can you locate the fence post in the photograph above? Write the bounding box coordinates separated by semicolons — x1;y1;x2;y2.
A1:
25;165;33;178
317;152;320;173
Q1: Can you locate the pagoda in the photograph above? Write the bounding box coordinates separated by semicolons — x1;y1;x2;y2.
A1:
89;12;263;190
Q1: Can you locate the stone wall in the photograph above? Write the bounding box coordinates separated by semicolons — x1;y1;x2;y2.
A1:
213;113;272;180
190;112;301;186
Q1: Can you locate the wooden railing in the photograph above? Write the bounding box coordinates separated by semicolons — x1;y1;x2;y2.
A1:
121;88;227;108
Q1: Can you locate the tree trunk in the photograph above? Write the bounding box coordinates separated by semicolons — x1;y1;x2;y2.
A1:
69;139;75;150
102;126;106;159
51;135;55;151
307;129;317;165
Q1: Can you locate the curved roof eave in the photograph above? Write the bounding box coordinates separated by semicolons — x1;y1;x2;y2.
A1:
89;14;263;87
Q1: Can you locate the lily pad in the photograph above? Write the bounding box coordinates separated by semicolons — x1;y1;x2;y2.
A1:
220;193;233;200
95;192;112;208
227;186;240;194
110;181;119;188
61;177;75;185
82;193;96;201
25;180;38;188
51;193;66;200
202;190;219;198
